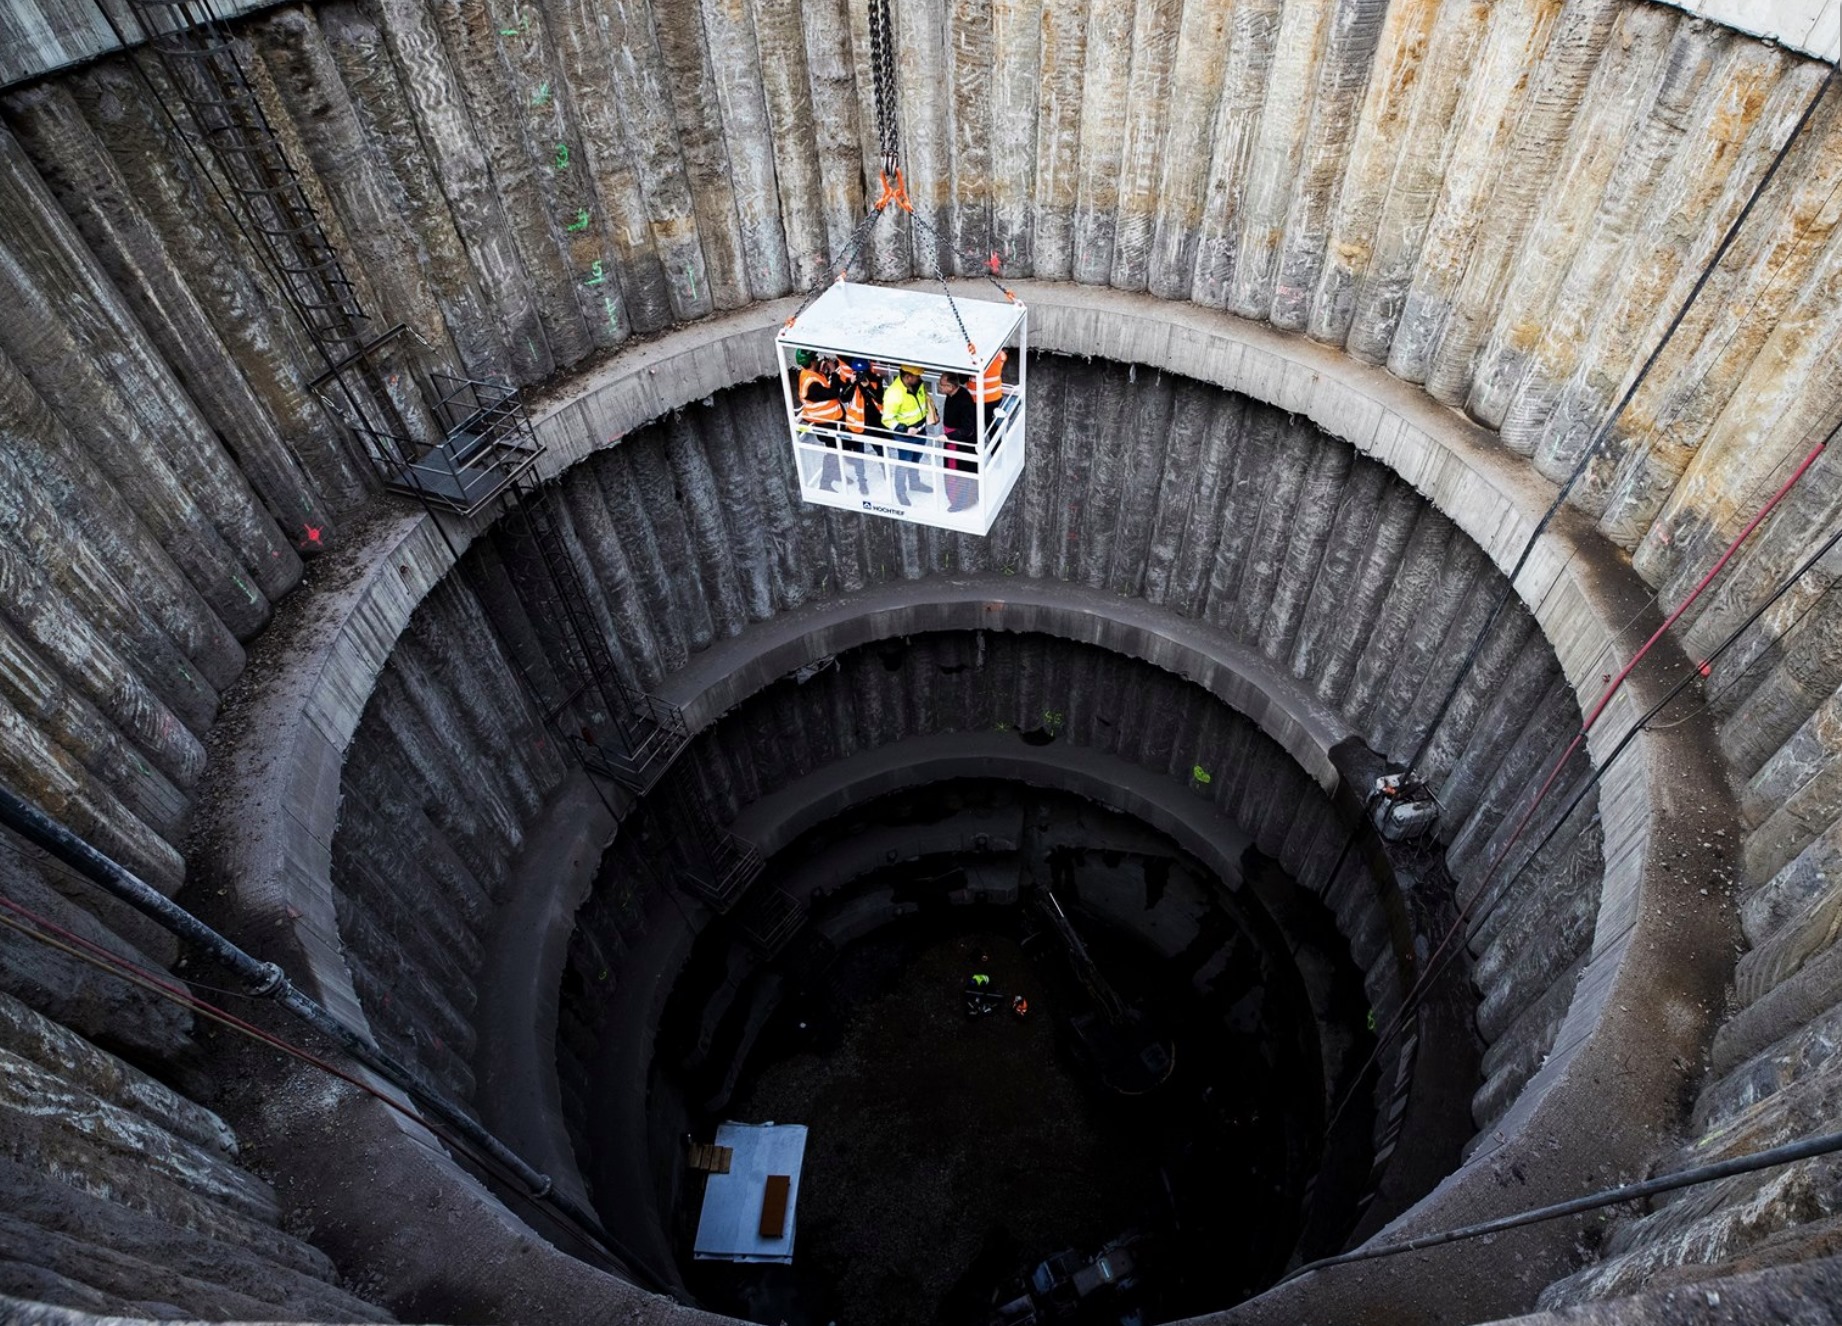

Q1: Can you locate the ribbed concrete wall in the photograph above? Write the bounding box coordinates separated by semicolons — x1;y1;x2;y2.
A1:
330;572;566;1107
0;0;1834;941
328;369;1592;1144
1;0;1840;1317
0;989;384;1320
555;622;1529;1122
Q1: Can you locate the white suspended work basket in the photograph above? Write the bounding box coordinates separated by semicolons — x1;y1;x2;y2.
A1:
776;282;1028;537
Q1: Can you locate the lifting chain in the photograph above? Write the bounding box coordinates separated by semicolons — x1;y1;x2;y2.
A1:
784;0;1016;363
868;0;901;178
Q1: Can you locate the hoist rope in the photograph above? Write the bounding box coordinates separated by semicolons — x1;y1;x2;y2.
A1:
868;0;900;177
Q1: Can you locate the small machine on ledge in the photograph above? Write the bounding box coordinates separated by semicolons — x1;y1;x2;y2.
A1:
776;282;1028;536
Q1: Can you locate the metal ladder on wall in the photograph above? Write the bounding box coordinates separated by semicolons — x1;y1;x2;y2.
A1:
123;2;400;409
127;1;368;355
123;0;510;509
121;0;762;901
479;417;762;900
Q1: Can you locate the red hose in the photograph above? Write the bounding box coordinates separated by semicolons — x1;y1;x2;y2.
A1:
1344;433;1831;1124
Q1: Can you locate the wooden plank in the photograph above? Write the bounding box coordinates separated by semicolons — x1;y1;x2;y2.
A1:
758;1173;791;1239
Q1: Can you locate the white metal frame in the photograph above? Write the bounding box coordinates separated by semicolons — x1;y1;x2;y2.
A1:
776;283;1029;536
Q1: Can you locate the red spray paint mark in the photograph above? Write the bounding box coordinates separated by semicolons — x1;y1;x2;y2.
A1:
300;524;324;548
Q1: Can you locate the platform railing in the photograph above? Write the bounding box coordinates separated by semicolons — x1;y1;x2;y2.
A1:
370;376;546;517
790;389;1025;523
674;833;765;914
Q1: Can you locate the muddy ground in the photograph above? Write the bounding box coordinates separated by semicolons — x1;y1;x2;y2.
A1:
688;926;1168;1326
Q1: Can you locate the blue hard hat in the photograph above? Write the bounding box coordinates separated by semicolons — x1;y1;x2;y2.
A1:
849;359;872;374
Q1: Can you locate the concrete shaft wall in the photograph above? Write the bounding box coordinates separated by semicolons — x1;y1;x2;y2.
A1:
338;369;1590;1142
318;365;1612;1311
0;0;1839;1318
0;0;1837;969
552;618;1589;1157
0;988;383;1321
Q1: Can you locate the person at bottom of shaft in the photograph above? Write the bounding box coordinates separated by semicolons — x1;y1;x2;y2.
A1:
965;970;1000;1017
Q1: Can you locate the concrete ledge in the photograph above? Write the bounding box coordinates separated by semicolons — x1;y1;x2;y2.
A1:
657;572;1347;791
728;731;1257;887
470;770;615;1218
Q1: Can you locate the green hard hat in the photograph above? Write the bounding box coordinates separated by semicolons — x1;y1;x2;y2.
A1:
794;349;814;368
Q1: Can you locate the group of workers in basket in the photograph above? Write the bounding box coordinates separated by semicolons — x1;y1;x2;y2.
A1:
793;349;1009;511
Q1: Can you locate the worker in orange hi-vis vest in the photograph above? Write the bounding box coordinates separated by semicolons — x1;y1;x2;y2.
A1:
796;350;845;492
979;349;1009;444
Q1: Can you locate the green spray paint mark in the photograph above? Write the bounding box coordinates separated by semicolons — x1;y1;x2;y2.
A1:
683;261;698;300
499;8;530;36
554;142;570;171
1191;764;1212;785
603;295;620;334
233;574;257;605
530;81;551;107
566;208;590;232
585;260;607;287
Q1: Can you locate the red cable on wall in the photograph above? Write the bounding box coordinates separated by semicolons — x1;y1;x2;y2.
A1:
1334;432;1833;1133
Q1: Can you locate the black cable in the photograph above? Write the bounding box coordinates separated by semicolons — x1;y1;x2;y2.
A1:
0;781;683;1294
1282;1121;1842;1284
1403;66;1837;779
0;890;624;1272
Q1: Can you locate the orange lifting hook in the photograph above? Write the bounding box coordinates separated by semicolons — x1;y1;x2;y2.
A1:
873;168;914;214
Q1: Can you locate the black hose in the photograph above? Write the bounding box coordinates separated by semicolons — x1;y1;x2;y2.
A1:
0;781;674;1292
1282;1123;1842;1284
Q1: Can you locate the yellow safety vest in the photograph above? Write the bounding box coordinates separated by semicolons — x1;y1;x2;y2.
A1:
883;377;929;429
